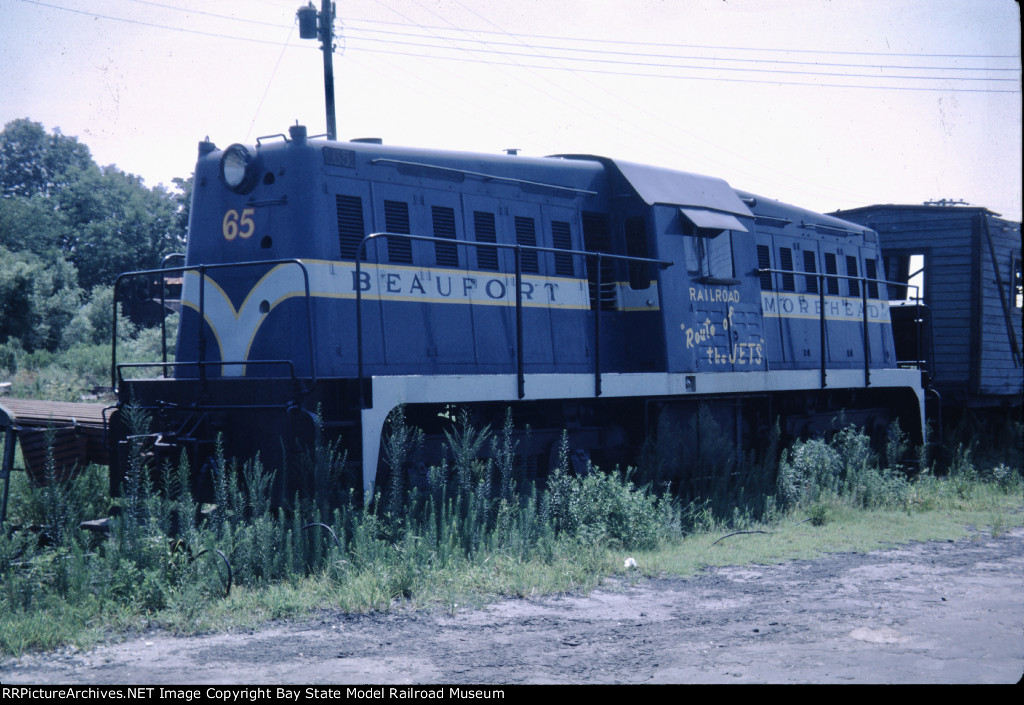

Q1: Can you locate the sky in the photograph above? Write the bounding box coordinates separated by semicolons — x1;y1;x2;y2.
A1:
1;0;1020;221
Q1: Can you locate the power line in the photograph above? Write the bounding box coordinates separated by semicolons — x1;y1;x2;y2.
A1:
117;0;288;29
20;0;1017;90
246;21;296;143
341;33;1019;83
385;0;763;186
343;44;1021;93
436;0;901;206
17;0;300;47
347;4;1017;93
358;0;631;148
343;15;1021;60
437;0;871;203
343;23;1020;73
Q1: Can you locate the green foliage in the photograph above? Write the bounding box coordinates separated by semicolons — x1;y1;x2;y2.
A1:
443;409;491;493
944;412;1023;474
0;246;83;352
56;164;184;290
492;408;519;503
807;502;830;527
0;118;188;367
777;437;841;507
1;308;179;402
639;405;739;499
834;424;909;509
559;469;678;550
946;443;977;499
381;405;424;521
777;422;909;511
983;463;1023;494
0;119;188;283
884;420;911;470
0;119;92;199
0;192;69;258
62;285;135;348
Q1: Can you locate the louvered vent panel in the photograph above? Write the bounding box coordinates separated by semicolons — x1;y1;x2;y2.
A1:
803;249;818;294
824;253;840;295
431;206;459;268
336;195;364;260
779;247;795;292
846;256;860;297
757;244;772;291
551;221;574;276
865;259;880;298
473;211;499;270
384;200;412;264
515;216;538;273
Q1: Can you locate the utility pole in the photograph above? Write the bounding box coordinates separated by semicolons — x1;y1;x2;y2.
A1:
297;1;337;140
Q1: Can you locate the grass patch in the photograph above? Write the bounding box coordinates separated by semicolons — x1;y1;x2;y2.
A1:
625;486;1022;579
1;410;1021;658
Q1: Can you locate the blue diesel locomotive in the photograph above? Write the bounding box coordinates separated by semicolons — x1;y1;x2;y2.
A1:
110;124;925;502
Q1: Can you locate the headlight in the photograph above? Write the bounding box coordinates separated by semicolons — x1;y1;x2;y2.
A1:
219;144;258;193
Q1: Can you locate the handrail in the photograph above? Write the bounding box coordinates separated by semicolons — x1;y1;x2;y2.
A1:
159;253;186;371
756;267;922;388
112;259;317;391
116;359;300;385
370;158;599;197
355;231;673;406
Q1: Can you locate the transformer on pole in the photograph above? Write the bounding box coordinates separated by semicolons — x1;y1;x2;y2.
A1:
297;1;337;140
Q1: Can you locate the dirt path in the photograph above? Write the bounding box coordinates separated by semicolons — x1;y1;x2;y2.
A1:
3;527;1023;685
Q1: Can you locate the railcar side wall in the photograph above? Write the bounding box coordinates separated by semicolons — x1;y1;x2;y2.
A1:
833;205;1022;407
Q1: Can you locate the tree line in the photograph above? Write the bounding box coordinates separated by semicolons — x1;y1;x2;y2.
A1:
0;118;188;354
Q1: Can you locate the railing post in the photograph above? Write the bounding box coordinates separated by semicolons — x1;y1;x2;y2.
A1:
198;265;207;386
594;252;603;397
915;288;923;377
862;280;871;387
159;253;185;377
356;248;366;409
819;273;826;388
514;245;525;399
297;261;317;384
1;426;16;523
111;277;120;389
159;276;168;376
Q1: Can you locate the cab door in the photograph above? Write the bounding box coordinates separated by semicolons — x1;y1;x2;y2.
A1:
683;229;766;373
460;194;516;369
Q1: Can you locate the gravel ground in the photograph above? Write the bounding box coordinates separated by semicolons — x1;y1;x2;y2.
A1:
3;527;1022;685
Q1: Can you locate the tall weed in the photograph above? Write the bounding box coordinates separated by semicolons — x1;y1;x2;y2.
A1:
777;422;908;510
637;405;778;525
